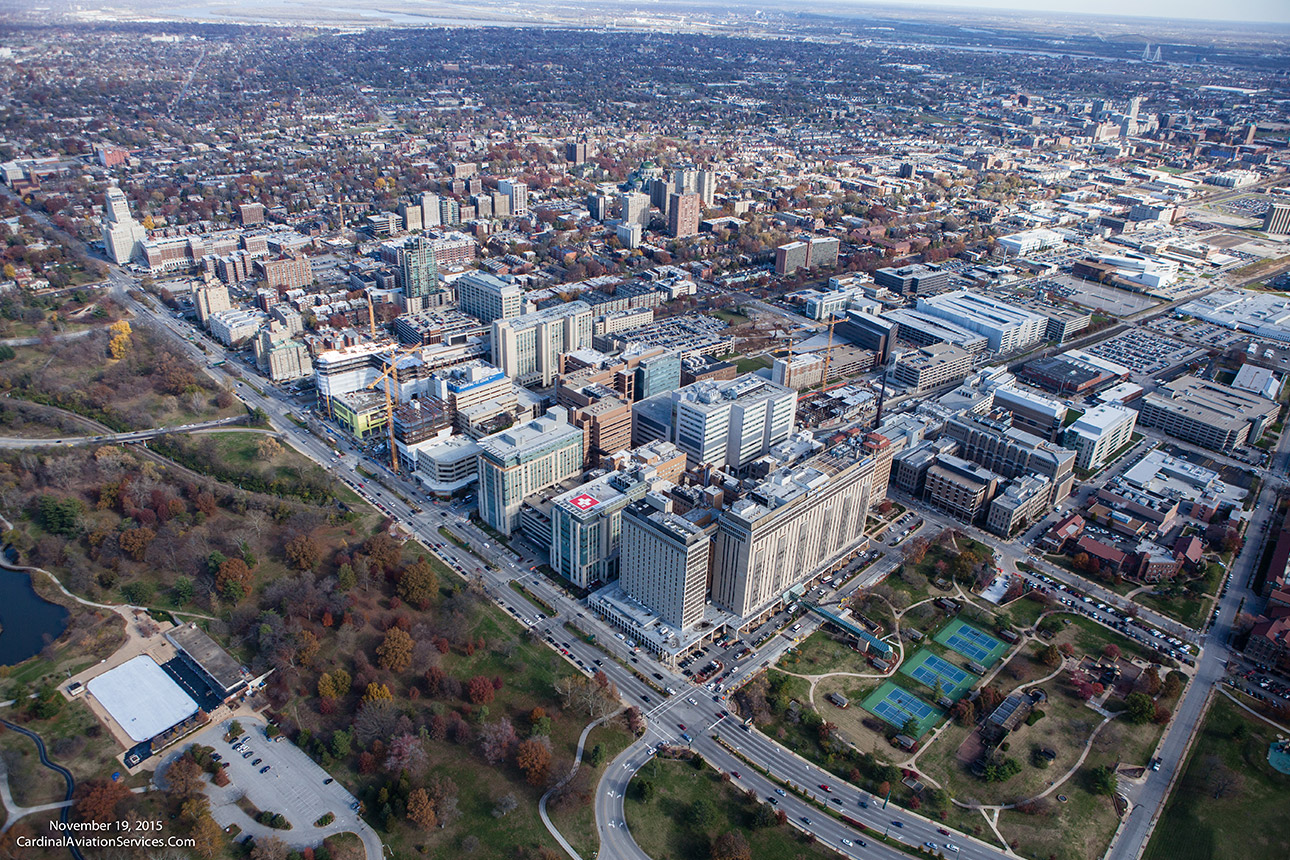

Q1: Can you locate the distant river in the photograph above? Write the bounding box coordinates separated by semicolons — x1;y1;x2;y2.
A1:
0;570;69;667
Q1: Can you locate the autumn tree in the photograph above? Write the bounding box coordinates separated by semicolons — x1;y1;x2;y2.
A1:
397;558;439;609
107;320;132;359
317;668;352;700
284;533;322;571
468;674;496;705
406;788;437;829
710;830;752;860
73;778;132;823
516;736;554;786
479;718;518;765
190;813;224;858
164;754;206;799
365;532;402;574
376;628;413;673
255;437;284;461
361;682;393;705
216;557;253;602
118;526;156;562
250;835;290;860
384;733;428;775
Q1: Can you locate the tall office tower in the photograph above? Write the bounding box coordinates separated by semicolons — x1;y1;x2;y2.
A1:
633;374;796;471
439;197;461;227
648;177;675;214
457;271;524;323
193;282;231;325
565;138;588;164
1264;202;1290;235
1092;99;1108;119
490;301;594;387
620;496;713;630
420;192;442;228
618;192;650;228
497;179;529;219
398;200;422;232
633;350;681;400
398;236;440;314
477;408;585;535
712;444;877;619
667;193;701;238
101;186;147;264
696;169;716;209
587;194;610;222
472;193;493;218
1127;96;1143;123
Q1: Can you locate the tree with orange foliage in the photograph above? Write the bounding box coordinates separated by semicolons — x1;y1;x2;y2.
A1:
515;736;553;786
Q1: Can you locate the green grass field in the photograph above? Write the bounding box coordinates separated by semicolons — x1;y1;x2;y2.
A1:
625;757;838;860
1144;695;1290;860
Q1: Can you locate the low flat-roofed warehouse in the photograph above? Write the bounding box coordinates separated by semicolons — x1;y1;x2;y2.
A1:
166;623;248;699
86;655;199;744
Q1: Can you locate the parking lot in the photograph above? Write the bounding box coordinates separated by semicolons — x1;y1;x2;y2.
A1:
170;720;362;839
1084;328;1206;376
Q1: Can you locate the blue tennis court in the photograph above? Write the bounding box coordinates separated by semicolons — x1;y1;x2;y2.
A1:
934;618;1008;666
900;649;973;698
861;681;943;736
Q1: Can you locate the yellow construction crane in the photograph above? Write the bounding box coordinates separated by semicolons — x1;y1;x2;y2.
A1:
366;292;377;336
821;314;839;384
366;343;421;475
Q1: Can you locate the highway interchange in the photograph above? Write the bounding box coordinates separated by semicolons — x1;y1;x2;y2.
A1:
11;258;1284;860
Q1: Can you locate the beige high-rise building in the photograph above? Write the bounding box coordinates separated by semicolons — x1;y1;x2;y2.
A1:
621;495;713;630
193;282;231;325
712;443;876;620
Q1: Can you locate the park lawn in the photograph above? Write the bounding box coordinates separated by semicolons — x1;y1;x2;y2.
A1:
0;698;141;808
713;309;752;326
919;680;1099;808
1000;594;1048;630
811;676;887;755
733;354;770;373
624;757;838;860
781;628;872;675
995;687;1176;860
150;431;343;506
1056;613;1162;666
1144;695;1290;860
547;720;637;860
1134;590;1211;629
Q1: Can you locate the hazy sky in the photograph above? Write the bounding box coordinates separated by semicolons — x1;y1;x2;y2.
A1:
848;0;1290;24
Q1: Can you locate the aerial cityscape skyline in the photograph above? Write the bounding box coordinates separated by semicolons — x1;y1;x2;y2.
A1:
0;5;1283;860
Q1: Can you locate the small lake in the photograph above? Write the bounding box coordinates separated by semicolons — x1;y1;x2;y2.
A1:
0;570;70;666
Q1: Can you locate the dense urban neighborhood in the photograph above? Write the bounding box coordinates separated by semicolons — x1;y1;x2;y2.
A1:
0;4;1285;860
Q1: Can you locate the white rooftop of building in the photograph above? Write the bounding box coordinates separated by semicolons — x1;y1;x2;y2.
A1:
477;408;583;460
86;655;199;743
1067;403;1136;439
674;373;795;412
